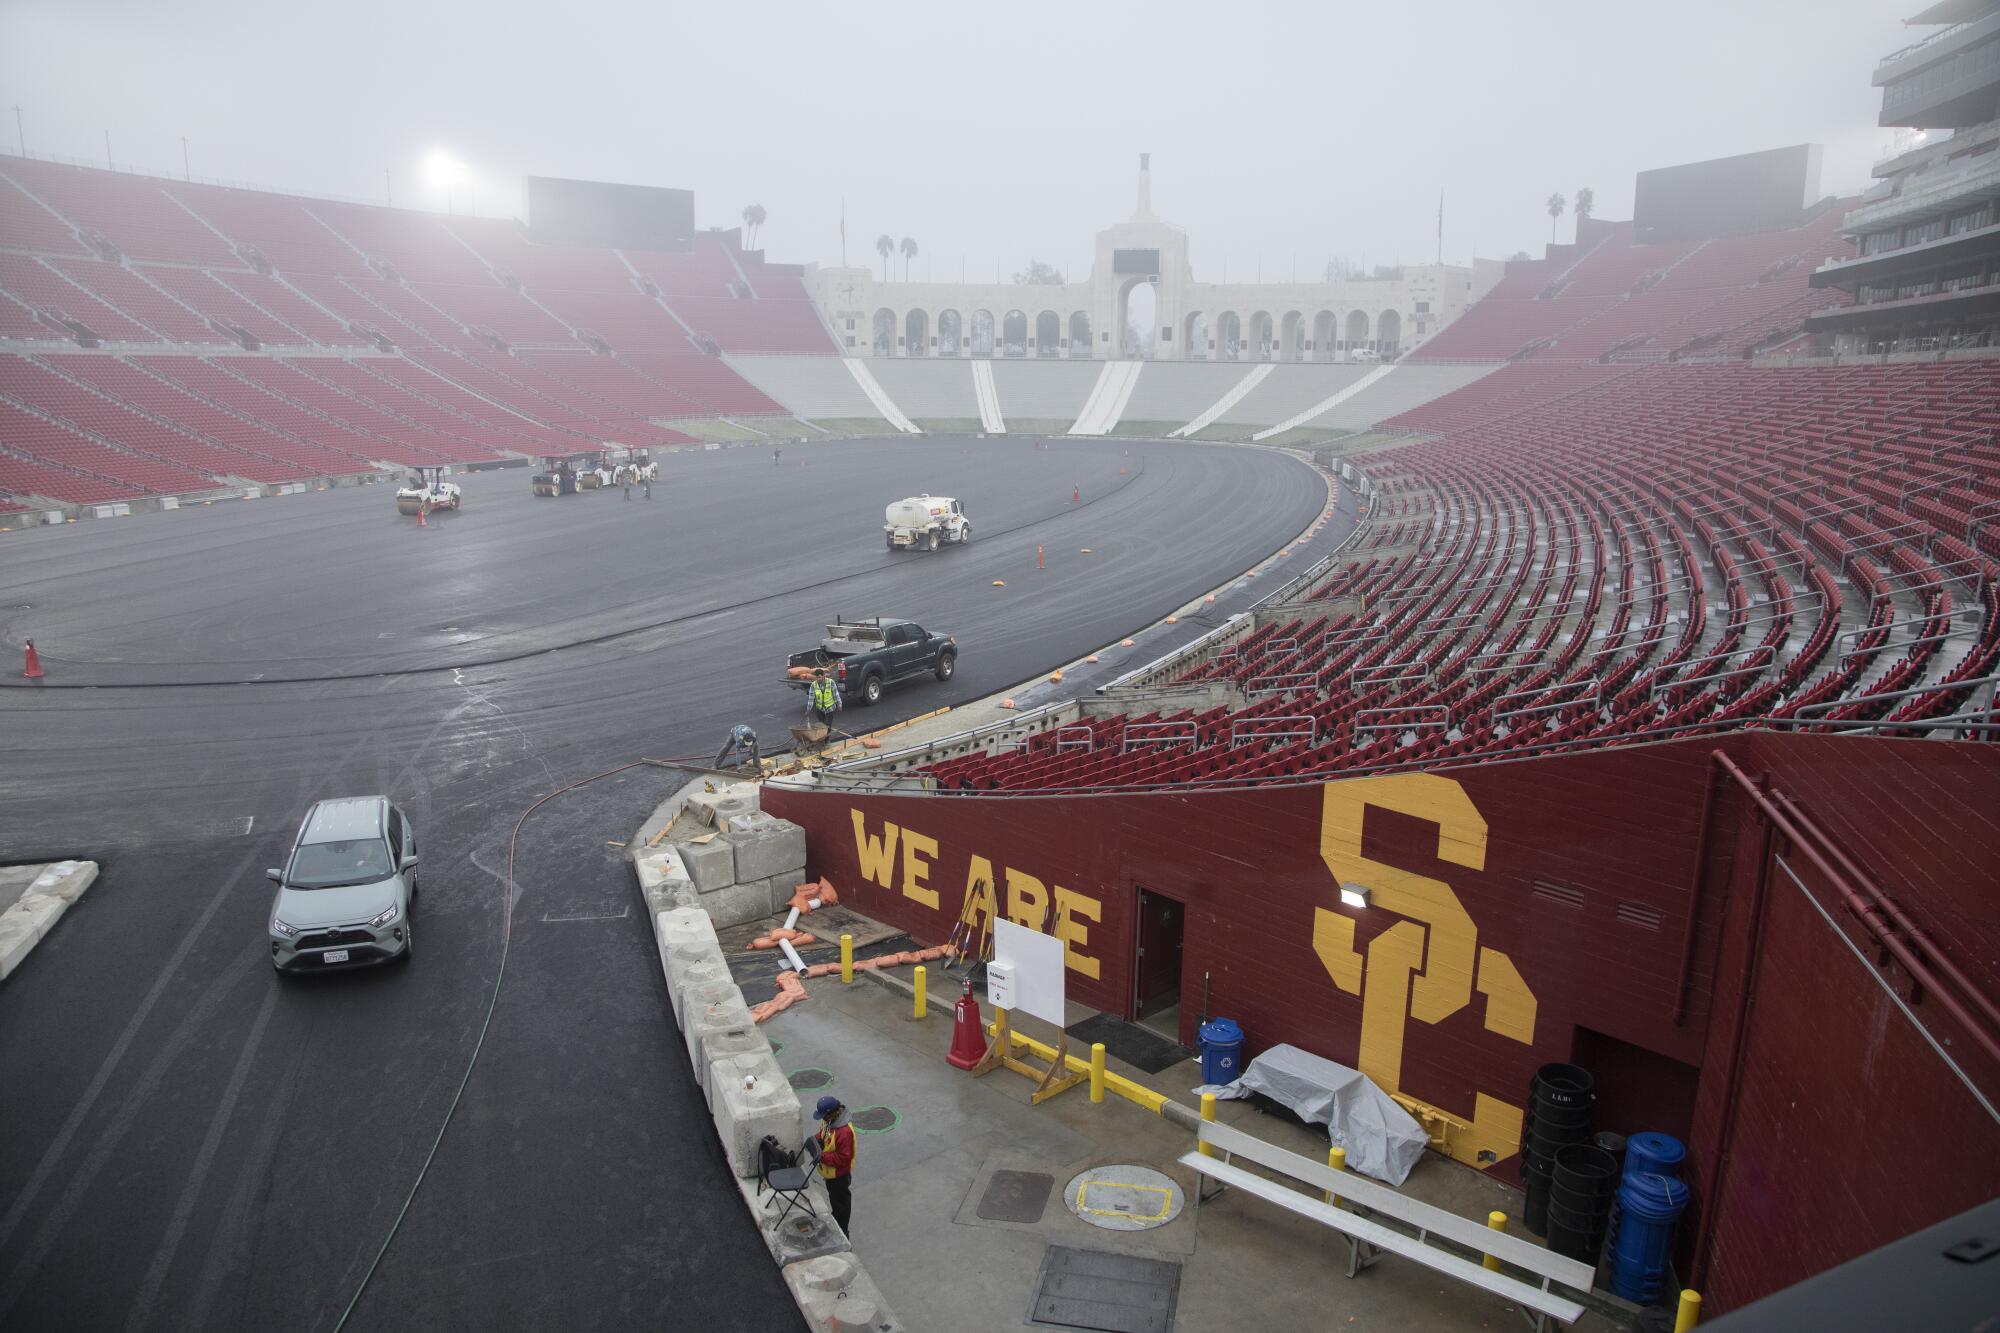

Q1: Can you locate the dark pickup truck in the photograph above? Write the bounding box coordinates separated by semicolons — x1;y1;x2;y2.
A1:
785;618;958;706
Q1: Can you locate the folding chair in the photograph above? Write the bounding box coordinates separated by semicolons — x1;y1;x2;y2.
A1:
759;1133;823;1227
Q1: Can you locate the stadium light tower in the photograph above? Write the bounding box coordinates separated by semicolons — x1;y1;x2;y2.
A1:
425;150;469;215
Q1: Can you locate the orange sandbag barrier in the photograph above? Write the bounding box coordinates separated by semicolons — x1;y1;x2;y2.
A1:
785;878;840;914
802;944;952;979
748;927;818;950
750;970;809;1023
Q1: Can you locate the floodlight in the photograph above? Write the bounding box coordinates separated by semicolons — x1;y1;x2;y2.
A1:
1339;883;1371;910
424;151;468;189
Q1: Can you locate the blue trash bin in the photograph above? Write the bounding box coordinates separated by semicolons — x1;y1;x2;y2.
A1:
1610;1171;1691;1304
1199;1019;1244;1086
1623;1131;1686;1180
1606;1131;1688;1261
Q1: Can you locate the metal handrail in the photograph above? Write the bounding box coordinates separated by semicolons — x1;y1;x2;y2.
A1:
1838;520;1933;577
821;692;1996;797
1053;725;1097;753
1790;670;2000;718
1246;670;1321;697
1230;715;1318;747
1494;682;1602;724
1900;466;1976;507
1351;661;1430;687
1369;568;1519;607
1710;749;2000;1075
1097;614;1248;693
1353;706;1451;736
1836;616;1974;666
1121;721;1199;752
1648;651;1777;700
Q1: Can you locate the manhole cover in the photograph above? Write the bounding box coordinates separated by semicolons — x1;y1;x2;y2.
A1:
978;1169;1055;1224
1028;1244;1181;1332
848;1104;899;1134
787;1067;834;1091
1063;1165;1184;1232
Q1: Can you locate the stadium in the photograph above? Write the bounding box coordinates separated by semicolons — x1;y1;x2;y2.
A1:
0;3;1996;1331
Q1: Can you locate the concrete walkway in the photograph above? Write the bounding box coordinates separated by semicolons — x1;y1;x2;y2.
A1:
760;969;1620;1332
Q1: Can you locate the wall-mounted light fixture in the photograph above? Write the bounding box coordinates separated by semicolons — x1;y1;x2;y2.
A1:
1339;883;1371;910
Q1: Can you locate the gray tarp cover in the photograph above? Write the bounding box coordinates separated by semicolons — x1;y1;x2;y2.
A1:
1208;1044;1429;1185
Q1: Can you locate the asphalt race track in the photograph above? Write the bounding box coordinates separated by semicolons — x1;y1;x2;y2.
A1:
0;434;1324;1332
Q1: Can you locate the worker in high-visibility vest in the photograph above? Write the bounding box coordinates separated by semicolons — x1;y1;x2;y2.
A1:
814;1095;857;1236
807;668;841;737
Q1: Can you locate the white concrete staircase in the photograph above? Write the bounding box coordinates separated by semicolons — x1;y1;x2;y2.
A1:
971;359;1006;433
1172;363;1272;437
1068;360;1143;436
842;359;919;433
1252;364;1395;440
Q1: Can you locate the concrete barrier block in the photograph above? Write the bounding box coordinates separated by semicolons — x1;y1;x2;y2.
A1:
679;838;736;893
784;1252;907;1332
678;955;734;1002
708;1049;804;1177
702;1024;774;1111
662;942;729;1026
655;907;719;954
735;1175;846;1262
0;913;38;981
680;980;754;1083
637;848;698;911
698;877;778;930
724;814;808;884
25;860;98;906
686;781;760;829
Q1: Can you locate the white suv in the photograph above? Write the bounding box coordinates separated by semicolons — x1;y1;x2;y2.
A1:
267;796;419;972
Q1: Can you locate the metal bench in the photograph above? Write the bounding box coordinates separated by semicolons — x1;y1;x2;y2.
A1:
1181;1118;1591;1331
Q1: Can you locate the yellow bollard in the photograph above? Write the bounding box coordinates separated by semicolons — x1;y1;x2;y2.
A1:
1675;1290;1701;1332
1090;1043;1106;1104
840;933;853;984
912;965;927;1018
1198;1092;1217;1157
1325;1145;1346;1205
1483;1211;1507;1271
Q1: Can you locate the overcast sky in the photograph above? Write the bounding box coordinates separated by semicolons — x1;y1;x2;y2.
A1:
1;0;1916;278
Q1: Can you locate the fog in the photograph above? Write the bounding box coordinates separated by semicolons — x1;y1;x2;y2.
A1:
1;0;1911;274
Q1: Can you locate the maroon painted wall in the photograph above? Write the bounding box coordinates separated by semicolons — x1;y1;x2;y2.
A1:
1682;735;2000;1311
763;733;2000;1312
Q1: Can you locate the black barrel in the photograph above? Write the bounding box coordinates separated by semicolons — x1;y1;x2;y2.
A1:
1525;1066;1596;1160
1522;1165;1555;1237
1521;1063;1597;1236
1546;1142;1620;1263
1534;1063;1596;1108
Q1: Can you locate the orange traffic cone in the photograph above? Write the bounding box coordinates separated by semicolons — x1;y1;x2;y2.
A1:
1072;486;1081;503
23;639;43;679
946;979;989;1070
417;499;428;527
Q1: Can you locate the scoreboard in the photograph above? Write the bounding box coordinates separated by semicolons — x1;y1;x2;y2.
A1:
527;176;695;252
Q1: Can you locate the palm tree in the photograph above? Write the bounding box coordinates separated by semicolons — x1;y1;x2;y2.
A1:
899;236;918;280
1574;187;1594;225
1546;192;1567;243
875;233;894;281
741;203;766;249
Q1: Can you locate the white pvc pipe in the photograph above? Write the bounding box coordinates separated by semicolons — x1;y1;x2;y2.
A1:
778;937;807;974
